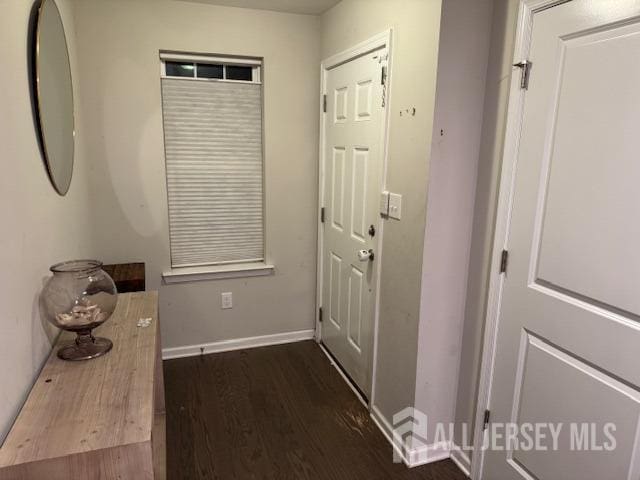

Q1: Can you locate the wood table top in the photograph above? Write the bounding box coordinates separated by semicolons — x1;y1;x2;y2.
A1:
0;291;159;467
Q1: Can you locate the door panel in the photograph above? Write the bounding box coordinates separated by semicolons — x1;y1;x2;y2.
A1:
351;148;369;241
322;48;386;397
536;20;640;316
335;86;348;123
331;147;346;230
483;2;640;479
329;253;342;328
348;265;364;350
507;332;640;480
355;80;373;120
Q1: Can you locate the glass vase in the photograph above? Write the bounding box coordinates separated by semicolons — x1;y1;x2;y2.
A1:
41;260;118;361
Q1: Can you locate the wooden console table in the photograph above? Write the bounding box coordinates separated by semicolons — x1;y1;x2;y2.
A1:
0;292;165;479
102;262;145;293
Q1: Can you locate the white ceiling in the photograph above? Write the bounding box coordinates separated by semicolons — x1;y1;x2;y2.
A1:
176;0;342;15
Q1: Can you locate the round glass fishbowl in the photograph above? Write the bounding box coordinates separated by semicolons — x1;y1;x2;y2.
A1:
41;260;118;361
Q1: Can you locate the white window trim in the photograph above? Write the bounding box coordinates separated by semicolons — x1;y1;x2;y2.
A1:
159;75;262;86
163;262;274;283
160;50;268;278
160;52;262;65
160;52;262;84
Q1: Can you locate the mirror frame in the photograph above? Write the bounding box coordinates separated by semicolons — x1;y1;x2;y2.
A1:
34;0;75;196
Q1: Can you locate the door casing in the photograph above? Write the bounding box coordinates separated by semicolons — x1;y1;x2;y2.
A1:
316;29;393;406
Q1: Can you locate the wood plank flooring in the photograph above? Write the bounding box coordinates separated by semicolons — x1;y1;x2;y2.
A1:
165;340;467;480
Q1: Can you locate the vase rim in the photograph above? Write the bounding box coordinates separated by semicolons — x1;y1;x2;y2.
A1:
50;259;103;274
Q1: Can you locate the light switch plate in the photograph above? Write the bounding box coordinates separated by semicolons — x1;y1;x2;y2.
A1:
221;292;233;309
388;193;402;220
380;191;390;216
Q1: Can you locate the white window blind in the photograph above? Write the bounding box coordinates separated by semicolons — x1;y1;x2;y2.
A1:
161;77;264;268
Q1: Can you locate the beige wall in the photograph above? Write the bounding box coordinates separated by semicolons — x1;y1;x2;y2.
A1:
0;0;95;442
415;0;494;444
321;0;443;423
0;0;519;458
72;0;321;350
452;0;520;456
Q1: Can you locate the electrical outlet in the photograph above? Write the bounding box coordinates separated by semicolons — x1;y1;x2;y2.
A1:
221;292;233;309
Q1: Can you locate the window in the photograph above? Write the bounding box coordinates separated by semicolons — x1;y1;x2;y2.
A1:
160;53;264;270
225;65;253;81
197;63;223;79
165;61;195;78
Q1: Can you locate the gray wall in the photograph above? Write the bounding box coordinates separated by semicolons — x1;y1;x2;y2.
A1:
0;0;96;442
452;0;521;459
415;0;494;445
320;0;443;426
0;0;520;454
72;0;321;351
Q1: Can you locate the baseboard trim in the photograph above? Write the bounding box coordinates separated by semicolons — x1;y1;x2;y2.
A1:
450;443;472;477
370;405;411;466
408;441;451;468
369;406;451;468
162;329;316;360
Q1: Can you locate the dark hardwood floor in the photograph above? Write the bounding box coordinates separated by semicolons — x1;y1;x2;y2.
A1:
165;340;467;480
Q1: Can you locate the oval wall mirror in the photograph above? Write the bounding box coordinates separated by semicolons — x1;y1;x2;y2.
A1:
35;0;75;195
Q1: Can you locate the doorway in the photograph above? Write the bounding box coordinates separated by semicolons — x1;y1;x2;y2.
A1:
317;32;390;400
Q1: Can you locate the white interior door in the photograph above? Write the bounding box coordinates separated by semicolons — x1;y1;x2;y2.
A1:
321;47;386;398
483;1;640;479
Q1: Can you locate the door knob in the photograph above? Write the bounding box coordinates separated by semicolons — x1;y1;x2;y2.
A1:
358;249;375;262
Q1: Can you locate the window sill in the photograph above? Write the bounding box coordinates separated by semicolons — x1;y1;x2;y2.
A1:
162;263;274;284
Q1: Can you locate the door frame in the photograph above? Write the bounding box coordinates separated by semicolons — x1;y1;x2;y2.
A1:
470;1;569;478
315;29;393;405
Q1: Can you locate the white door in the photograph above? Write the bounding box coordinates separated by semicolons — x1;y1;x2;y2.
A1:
483;1;640;479
321;48;386;397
